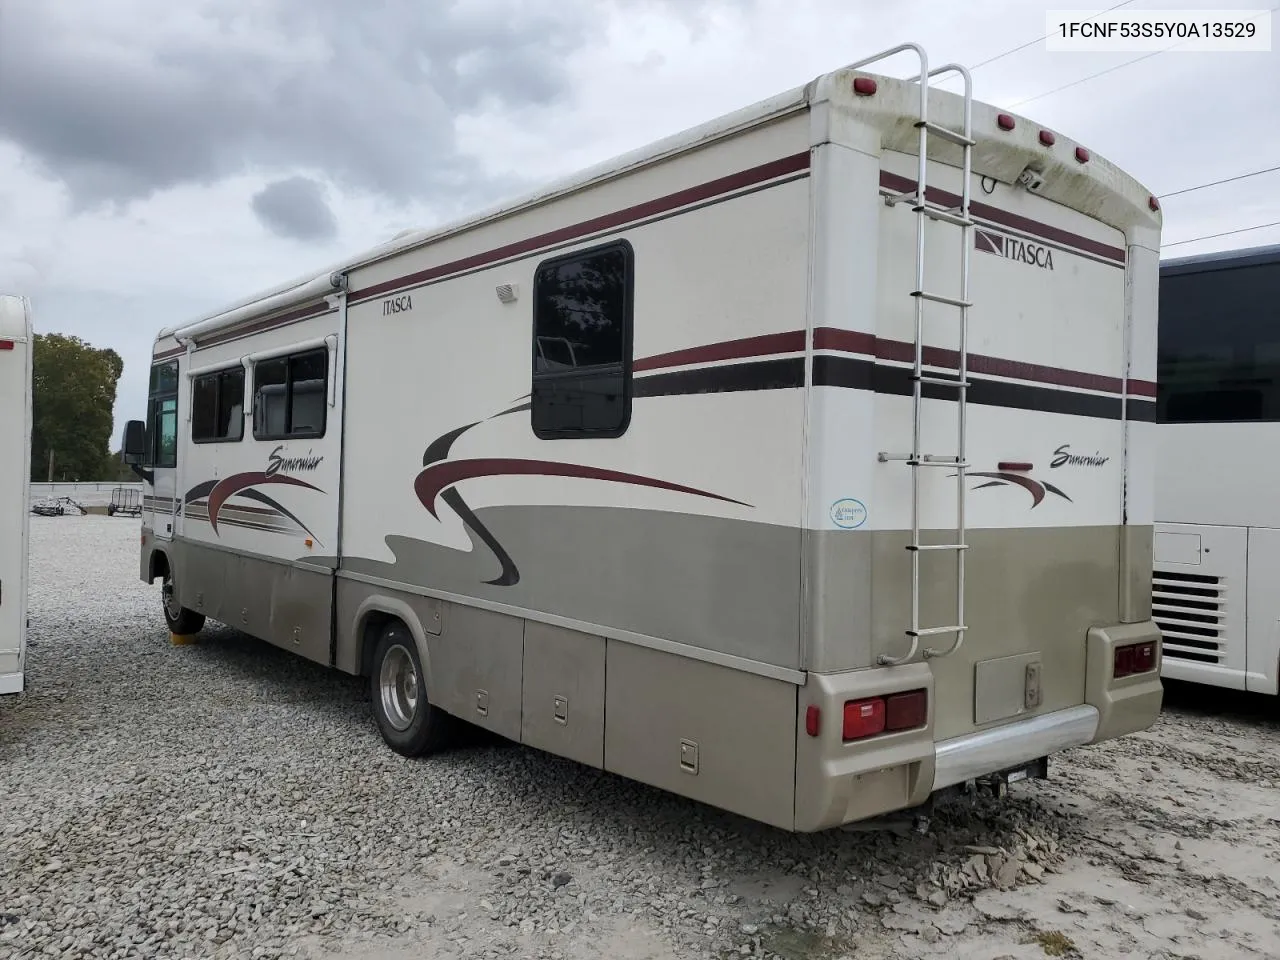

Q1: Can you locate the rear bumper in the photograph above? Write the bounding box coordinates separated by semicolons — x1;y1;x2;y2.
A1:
932;704;1097;791
793;619;1164;832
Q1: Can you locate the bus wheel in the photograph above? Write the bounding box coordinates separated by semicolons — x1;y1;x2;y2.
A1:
370;621;453;757
160;566;205;636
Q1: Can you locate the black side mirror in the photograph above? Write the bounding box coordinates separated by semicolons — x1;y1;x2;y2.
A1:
122;420;146;464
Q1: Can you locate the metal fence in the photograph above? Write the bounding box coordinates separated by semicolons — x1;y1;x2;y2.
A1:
29;481;143;507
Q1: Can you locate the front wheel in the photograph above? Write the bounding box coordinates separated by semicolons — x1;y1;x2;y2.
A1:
161;567;206;636
370;622;454;756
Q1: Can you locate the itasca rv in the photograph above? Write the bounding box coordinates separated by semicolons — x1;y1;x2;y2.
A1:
121;43;1164;831
1152;243;1280;697
1;294;33;696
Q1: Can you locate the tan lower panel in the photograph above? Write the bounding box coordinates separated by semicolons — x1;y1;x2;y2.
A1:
521;622;606;769
868;525;1121;742
603;640;798;830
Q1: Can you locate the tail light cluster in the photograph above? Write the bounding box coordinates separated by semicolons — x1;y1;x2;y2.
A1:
1113;640;1157;679
842;688;928;741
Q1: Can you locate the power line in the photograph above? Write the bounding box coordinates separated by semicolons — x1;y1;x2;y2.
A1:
1005;3;1279;108
1164;220;1280;248
933;0;1139;84
1158;163;1280;199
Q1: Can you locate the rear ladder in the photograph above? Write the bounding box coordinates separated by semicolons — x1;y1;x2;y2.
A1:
848;43;976;666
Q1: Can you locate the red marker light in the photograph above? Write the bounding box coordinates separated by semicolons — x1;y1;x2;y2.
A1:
1075;146;1091;164
853;77;878;96
997;113;1016;131
1039;130;1056;146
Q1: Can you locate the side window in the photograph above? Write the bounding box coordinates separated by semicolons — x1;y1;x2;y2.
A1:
253;348;328;440
145;360;179;469
531;240;634;438
192;367;245;443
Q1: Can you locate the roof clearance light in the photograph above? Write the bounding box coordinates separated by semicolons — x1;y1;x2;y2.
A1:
1075;146;1090;164
997;113;1016;131
1039;130;1056;146
1149;195;1160;211
853;77;877;96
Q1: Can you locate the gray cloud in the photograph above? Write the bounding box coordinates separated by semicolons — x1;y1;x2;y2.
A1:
0;0;627;210
251;176;337;241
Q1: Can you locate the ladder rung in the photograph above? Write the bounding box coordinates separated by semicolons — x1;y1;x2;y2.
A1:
917;374;969;388
877;453;969;466
915;204;974;227
907;625;967;638
912;290;973;308
906;544;969;552
884;189;918;206
915;120;976;147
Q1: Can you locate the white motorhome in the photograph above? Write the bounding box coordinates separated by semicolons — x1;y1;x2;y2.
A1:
121;43;1165;832
0;294;33;696
1152;243;1280;696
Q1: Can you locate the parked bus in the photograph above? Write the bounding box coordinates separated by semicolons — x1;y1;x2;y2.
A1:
1153;243;1280;696
0;294;33;695
120;42;1164;832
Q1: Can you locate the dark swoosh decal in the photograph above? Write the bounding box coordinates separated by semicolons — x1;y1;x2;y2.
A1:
414;458;751;520
207;472;321;533
237;489;325;546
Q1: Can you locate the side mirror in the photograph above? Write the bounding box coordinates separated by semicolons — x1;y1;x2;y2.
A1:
121;420;146;464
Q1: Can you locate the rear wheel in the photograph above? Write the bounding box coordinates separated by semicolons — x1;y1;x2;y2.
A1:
160;565;205;636
370;621;453;756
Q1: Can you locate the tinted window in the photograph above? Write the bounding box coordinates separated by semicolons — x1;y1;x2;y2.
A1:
531;242;633;437
1158;260;1280;423
253;348;328;440
192;367;245;443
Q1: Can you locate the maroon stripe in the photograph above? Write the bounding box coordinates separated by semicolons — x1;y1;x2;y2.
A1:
350;152;812;304
153;346;184;361
812;327;877;355
879;172;1127;265
810;326;1156;396
633;331;805;373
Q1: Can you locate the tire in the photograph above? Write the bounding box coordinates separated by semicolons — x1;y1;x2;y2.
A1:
369;621;454;756
160;565;206;636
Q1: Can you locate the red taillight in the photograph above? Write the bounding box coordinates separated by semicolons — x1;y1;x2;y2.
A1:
1038;129;1055;146
997;113;1016;131
842;688;927;741
853;77;877;96
843;697;885;740
805;705;821;737
1114;641;1156;679
0;340;13;351
1075;146;1090;164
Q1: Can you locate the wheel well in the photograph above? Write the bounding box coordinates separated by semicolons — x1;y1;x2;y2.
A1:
148;550;170;584
358;610;403;678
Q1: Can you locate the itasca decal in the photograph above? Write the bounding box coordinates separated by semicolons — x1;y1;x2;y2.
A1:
975;229;1055;271
266;445;324;478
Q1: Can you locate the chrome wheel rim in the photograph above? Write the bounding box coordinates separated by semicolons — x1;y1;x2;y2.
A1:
379;642;419;732
162;574;181;621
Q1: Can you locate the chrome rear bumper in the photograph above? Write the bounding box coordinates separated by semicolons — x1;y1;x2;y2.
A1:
932;704;1100;791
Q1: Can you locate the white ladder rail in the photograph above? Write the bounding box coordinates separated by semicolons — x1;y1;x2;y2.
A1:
845;46;976;667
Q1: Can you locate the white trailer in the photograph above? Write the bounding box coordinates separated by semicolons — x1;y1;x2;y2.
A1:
0;294;33;695
121;43;1165;831
1153;243;1280;695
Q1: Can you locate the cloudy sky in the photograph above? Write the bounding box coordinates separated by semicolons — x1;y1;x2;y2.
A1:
1;0;1276;446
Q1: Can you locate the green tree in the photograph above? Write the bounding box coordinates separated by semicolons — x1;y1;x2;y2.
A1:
30;333;124;482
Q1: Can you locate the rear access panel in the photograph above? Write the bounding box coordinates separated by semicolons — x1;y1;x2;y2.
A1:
974;652;1043;726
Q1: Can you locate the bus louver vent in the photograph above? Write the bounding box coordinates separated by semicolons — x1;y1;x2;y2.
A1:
1152;570;1225;664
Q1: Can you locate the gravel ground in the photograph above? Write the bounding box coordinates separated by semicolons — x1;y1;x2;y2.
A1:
2;516;1278;960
